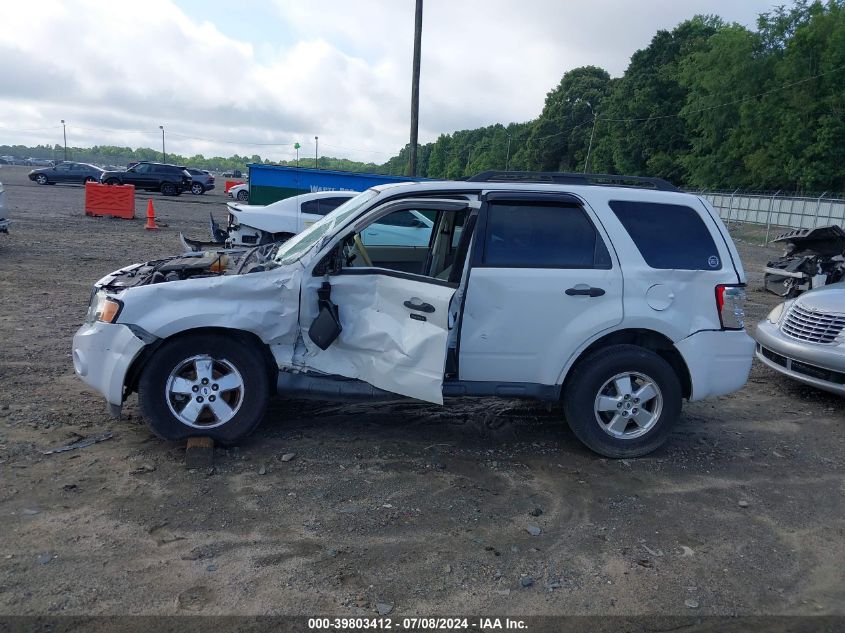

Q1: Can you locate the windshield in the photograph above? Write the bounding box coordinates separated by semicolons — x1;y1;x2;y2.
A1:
273;189;378;265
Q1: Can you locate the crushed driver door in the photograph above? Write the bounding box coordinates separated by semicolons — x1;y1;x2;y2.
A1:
301;199;472;404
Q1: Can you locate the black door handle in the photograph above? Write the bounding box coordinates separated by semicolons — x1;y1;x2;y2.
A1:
566;286;606;297
404;299;435;313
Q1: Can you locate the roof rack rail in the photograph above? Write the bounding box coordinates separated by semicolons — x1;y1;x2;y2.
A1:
466;170;679;192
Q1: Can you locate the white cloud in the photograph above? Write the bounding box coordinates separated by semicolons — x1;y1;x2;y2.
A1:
0;0;777;162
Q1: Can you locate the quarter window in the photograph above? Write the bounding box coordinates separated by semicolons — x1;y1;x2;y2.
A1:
483;203;611;269
608;201;722;270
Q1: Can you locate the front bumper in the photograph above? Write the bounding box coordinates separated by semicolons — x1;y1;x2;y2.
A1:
675;329;755;400
72;322;149;408
754;320;845;396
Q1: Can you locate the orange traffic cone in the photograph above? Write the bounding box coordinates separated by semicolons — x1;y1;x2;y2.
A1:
144;199;158;231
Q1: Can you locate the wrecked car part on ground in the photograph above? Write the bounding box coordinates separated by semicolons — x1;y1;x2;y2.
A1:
764;225;845;298
73;176;755;458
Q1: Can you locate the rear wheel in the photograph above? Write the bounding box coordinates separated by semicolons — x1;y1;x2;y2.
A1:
563;344;682;458
190;183;204;195
237;189;249;202
105;178;120;186
161;182;177;196
83;176;96;183
138;333;271;443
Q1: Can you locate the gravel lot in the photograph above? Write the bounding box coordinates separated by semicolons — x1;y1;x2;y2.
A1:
0;165;843;617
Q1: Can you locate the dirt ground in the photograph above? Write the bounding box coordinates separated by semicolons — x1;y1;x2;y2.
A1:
0;164;843;618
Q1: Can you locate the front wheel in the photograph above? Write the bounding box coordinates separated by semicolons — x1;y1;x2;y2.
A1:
563;344;682;458
35;174;48;185
83;176;96;184
105;178;121;186
138;334;271;443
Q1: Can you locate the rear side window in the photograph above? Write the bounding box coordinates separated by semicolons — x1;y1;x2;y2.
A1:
301;197;351;216
608;201;721;270
483;203;611;269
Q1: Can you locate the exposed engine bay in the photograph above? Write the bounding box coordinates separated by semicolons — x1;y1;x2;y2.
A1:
98;244;280;291
764;225;845;297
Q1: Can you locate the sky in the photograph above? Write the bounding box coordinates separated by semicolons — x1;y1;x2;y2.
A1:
0;0;780;163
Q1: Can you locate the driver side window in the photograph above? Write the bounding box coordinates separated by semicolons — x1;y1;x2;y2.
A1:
342;207;468;282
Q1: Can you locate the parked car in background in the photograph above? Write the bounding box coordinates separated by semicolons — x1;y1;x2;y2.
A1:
222;169;243;178
228;182;249;202
180;191;359;251
100;161;191;196
754;281;845;396
28;161;104;185
0;180;8;233
72;170;755;457
27;158;55;167
186;168;215;195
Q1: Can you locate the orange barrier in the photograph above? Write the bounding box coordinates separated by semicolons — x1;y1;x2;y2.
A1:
85;182;135;219
224;179;245;193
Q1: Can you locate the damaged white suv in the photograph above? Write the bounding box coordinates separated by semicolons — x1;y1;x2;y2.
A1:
72;171;754;457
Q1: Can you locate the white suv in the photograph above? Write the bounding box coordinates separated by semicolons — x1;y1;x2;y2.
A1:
72;171;755;457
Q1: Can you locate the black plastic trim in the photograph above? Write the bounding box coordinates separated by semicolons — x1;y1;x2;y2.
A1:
442;380;560;400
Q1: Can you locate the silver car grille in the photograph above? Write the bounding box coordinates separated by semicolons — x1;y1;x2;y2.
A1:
781;303;845;344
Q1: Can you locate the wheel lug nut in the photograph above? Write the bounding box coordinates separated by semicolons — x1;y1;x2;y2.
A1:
192;386;199;393
212;384;219;391
634;398;640;403
617;402;622;408
209;395;216;402
197;396;204;403
624;394;630;400
201;378;209;385
632;408;638;414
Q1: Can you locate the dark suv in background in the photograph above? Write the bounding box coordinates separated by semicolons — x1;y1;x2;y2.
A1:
186;168;215;195
100;162;192;196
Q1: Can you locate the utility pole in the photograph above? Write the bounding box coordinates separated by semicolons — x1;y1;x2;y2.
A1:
408;0;423;177
60;120;67;161
315;136;319;169
159;125;166;163
583;102;597;174
294;142;300;168
505;131;512;171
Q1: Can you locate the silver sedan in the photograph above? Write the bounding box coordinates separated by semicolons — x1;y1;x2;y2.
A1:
754;282;845;396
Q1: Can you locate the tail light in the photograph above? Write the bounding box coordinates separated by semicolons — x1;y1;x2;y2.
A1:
716;284;746;330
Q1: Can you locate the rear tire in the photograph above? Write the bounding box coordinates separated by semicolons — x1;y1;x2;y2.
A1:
161;182;176;196
83;176;96;184
237;189;249;202
190;183;204;195
138;333;271;444
563;344;682;458
105;178;120;186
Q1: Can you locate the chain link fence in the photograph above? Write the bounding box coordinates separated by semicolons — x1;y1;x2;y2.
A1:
695;189;845;243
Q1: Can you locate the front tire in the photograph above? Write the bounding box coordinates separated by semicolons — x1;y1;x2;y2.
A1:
35;174;48;185
563;344;682;458
138;334;271;443
105;178;121;186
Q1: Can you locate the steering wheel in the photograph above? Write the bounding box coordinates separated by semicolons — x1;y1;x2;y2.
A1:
353;234;373;267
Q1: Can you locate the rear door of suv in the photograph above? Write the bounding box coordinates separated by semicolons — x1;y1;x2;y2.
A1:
458;192;623;386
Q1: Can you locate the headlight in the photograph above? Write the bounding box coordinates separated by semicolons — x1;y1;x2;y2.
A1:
85;290;122;323
766;300;793;324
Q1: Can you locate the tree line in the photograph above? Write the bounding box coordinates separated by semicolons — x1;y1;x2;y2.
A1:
387;0;845;193
4;1;842;192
